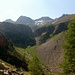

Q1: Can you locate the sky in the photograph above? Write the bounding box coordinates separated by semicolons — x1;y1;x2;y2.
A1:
0;0;75;21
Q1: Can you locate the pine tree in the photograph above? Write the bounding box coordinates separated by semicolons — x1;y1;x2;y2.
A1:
62;20;75;74
28;54;43;75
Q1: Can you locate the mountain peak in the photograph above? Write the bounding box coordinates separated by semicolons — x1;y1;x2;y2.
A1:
4;19;14;23
16;16;33;21
16;16;34;26
35;16;53;21
59;14;69;19
34;16;53;26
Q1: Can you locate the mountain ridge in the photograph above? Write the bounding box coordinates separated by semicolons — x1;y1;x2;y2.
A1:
3;14;73;28
4;19;14;23
3;16;53;28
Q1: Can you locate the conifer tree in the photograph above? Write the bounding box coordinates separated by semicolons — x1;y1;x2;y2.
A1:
62;20;75;74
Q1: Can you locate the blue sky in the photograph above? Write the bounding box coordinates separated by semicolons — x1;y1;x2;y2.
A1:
0;0;75;21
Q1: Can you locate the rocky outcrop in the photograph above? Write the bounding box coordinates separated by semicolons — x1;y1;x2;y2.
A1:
0;32;9;50
0;66;24;75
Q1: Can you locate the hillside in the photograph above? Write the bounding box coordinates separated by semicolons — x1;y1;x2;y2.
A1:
34;14;75;44
34;21;68;44
0;22;36;48
53;14;75;25
37;32;65;73
34;24;55;44
53;21;68;35
0;31;28;69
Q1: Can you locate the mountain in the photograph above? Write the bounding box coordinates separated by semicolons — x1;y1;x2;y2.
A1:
58;14;69;19
34;14;75;44
16;16;36;29
4;16;54;30
16;16;54;29
34;24;55;44
35;17;53;26
52;14;75;24
3;14;75;29
4;19;14;23
16;16;53;26
0;22;36;48
34;21;68;44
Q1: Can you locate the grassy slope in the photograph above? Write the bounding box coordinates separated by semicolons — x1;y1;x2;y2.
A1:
16;45;51;75
37;32;65;73
54;14;75;25
15;45;38;75
15;45;38;56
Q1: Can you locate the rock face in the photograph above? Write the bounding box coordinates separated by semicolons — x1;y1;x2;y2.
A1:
0;32;9;49
0;65;24;75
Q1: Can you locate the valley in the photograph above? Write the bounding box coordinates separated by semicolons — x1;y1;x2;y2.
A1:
0;14;75;75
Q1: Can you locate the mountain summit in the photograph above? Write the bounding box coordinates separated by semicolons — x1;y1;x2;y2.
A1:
35;17;53;26
4;19;14;23
16;16;34;26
